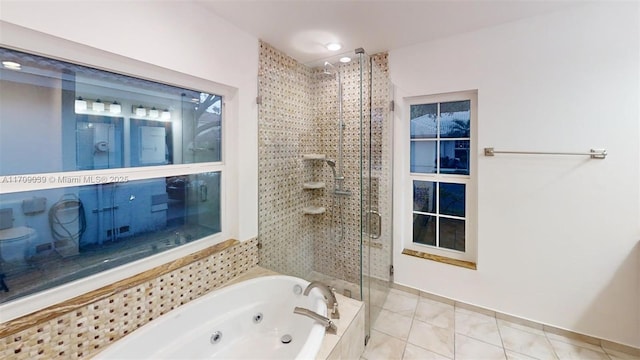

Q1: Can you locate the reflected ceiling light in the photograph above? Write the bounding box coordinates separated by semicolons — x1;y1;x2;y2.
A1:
109;101;121;114
2;61;21;70
326;43;342;51
339;57;351;63
135;105;146;117
161;109;171;121
92;99;105;112
75;97;87;112
149;107;159;118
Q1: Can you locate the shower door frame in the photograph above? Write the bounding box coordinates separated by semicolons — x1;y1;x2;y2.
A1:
358;50;394;345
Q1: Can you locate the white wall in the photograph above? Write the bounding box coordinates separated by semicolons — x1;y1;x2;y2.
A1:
0;1;259;242
391;3;640;347
0;77;63;174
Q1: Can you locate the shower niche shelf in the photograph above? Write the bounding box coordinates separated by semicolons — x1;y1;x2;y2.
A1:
302;154;326;215
303;206;326;215
303;181;325;189
302;153;326;160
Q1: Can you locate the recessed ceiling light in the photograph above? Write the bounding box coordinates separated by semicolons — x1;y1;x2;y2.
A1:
339;57;351;63
2;61;21;70
326;43;342;51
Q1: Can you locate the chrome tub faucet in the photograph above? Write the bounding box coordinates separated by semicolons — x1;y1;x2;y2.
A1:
303;281;340;319
293;307;337;335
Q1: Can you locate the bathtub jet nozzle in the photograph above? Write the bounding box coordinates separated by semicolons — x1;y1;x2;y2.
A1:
210;331;222;344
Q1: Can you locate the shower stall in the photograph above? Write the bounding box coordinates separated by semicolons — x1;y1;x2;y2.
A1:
257;42;393;341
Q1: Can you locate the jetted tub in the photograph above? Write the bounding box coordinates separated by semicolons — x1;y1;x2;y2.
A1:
95;275;328;359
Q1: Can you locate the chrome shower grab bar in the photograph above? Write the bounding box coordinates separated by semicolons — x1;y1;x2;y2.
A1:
484;147;607;159
368;210;381;240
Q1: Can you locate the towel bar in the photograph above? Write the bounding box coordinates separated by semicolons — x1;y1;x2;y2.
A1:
484;147;606;159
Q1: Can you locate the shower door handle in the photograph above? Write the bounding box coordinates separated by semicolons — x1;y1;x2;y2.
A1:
368;210;381;239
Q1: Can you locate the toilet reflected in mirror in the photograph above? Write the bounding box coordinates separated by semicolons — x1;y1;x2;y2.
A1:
0;208;38;265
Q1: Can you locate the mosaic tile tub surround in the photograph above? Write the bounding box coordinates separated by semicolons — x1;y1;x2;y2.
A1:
0;238;258;359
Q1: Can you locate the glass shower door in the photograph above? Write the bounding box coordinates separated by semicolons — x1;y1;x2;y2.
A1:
359;51;393;344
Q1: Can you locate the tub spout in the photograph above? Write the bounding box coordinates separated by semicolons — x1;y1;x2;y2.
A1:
303;281;339;319
293;307;337;335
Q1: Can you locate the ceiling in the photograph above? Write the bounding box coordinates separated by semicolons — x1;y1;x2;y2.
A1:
197;0;582;67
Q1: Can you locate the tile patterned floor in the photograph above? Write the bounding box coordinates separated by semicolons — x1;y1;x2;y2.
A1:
362;288;639;360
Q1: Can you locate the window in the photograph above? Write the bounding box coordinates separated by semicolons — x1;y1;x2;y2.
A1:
0;47;226;304
407;91;476;265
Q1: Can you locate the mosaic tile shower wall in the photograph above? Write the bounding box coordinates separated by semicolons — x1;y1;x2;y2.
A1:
257;41;316;278
312;58;368;285
311;54;392;285
258;42;392;290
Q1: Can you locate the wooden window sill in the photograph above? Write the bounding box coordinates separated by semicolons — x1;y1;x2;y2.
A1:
402;248;477;270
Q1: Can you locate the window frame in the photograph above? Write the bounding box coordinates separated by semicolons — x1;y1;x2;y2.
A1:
0;35;235;322
405;90;477;264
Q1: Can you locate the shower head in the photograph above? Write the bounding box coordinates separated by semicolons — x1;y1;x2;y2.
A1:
322;61;336;76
